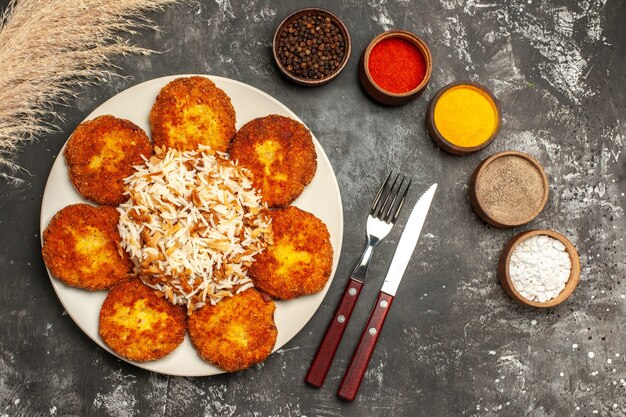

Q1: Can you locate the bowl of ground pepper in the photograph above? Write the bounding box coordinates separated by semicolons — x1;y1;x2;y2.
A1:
469;151;549;228
273;8;351;86
359;30;432;105
426;81;501;155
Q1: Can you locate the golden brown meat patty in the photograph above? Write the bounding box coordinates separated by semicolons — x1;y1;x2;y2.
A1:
149;76;236;152
42;204;133;291
99;278;186;362
188;289;277;372
64;115;152;205
250;206;333;300
229;115;317;208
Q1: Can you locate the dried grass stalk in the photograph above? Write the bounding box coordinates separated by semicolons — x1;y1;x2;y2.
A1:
0;0;182;183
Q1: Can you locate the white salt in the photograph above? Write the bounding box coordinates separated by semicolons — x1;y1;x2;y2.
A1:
509;235;572;302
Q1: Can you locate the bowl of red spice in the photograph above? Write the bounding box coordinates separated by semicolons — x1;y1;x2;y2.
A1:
273;8;351;86
359;30;432;105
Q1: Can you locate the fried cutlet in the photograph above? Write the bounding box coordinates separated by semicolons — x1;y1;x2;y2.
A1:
250;206;333;300
149;76;236;152
42;204;133;291
64;115;152;205
229;115;317;208
99;278;186;362
187;289;277;372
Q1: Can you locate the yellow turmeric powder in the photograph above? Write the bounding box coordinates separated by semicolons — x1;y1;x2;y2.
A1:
433;85;498;148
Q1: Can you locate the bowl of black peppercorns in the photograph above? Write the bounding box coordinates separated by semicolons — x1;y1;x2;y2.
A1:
273;8;351;86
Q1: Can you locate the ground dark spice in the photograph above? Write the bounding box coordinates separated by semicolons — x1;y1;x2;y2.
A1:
277;13;346;80
368;37;426;93
476;155;545;224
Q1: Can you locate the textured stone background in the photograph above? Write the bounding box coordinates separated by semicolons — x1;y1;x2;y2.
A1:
1;0;625;416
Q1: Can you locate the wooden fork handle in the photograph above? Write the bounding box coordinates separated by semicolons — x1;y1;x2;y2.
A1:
337;291;394;401
305;278;364;388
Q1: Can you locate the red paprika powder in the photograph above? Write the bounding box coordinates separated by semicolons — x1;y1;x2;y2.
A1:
368;37;426;94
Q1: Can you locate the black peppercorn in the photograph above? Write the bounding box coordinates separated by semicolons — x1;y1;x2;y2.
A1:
277;12;347;80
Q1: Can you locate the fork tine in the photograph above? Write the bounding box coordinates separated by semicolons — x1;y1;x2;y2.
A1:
383;176;405;222
374;173;399;218
391;179;411;223
370;172;393;215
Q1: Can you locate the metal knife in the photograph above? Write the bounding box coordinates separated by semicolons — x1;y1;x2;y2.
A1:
337;183;437;401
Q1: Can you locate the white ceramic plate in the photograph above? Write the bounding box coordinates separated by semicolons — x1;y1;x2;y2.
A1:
40;75;343;376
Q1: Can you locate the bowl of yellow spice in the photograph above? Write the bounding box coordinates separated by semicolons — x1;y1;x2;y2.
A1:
426;81;501;155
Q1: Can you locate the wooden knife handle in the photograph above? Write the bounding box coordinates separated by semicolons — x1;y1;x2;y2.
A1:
337;291;394;401
305;278;364;388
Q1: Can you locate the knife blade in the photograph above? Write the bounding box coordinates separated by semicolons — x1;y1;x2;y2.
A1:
380;183;437;296
337;183;437;401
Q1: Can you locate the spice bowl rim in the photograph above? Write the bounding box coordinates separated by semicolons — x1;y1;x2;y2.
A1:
469;150;549;228
498;229;581;308
426;80;501;155
359;29;432;105
272;7;352;87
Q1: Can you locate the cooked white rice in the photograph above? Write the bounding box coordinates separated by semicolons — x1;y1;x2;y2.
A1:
117;145;272;314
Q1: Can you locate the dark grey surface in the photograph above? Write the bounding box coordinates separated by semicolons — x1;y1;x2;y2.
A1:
1;0;625;416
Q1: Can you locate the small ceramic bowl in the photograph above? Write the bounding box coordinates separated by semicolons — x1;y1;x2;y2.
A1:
359;30;432;105
498;229;581;308
272;8;351;87
469;151;549;228
426;81;501;155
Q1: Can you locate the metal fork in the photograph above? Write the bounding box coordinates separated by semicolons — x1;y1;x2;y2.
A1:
305;172;410;388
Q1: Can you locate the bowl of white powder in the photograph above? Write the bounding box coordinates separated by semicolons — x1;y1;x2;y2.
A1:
498;229;580;307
